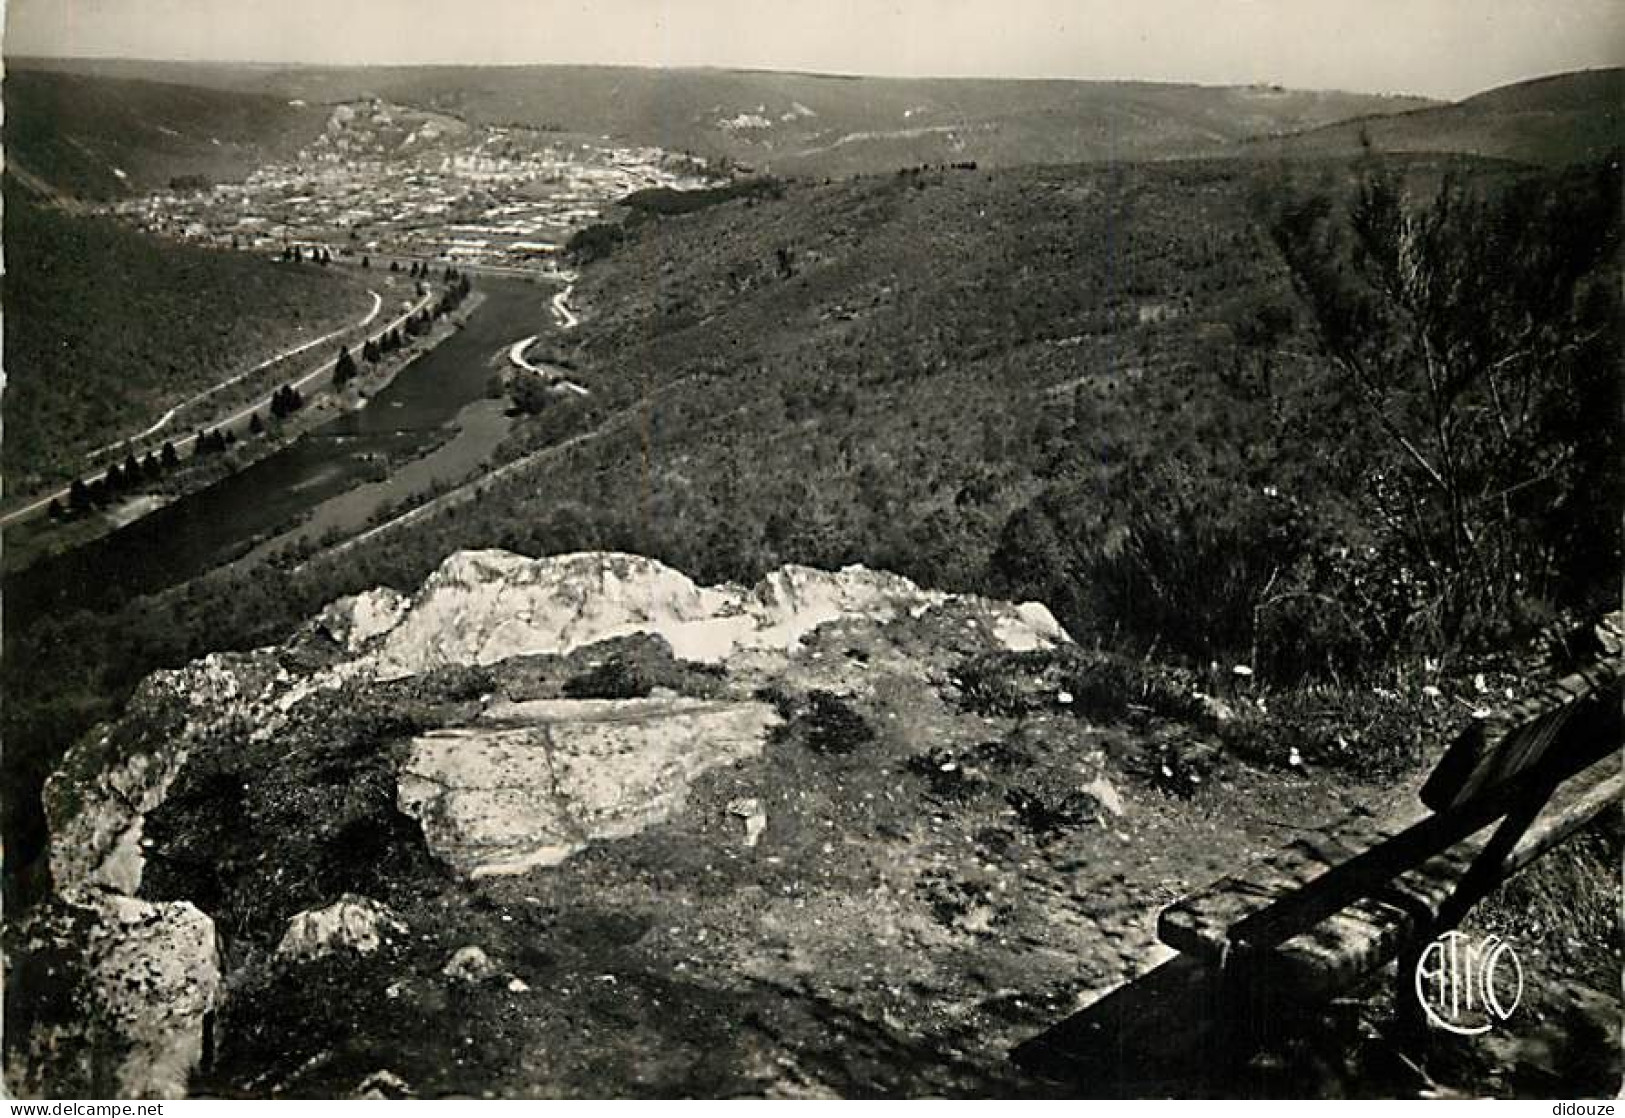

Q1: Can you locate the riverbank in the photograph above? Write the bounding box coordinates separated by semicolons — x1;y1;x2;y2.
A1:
1;270;391;526
3;277;560;624
2;286;480;575
247;397;514;570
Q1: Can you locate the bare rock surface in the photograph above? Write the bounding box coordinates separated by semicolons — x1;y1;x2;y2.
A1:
317;587;410;652
397;697;781;876
368;550;1066;679
4;889;221;1099
276;896;407;963
24;547;1504;1099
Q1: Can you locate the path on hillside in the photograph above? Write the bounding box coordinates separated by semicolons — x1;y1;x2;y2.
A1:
551;282;579;330
506;334;590;397
0;288;434;529
84;291;386;458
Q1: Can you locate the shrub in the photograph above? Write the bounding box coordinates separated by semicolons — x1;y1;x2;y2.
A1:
562;657;652;700
1083;461;1314;672
564;222;625;266
904;746;981;800
952;646;1205;725
1005;786;1098;839
764;688;874;755
1216;684;1446;779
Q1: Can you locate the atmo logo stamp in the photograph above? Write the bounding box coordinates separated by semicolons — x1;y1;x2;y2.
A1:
1413;930;1523;1035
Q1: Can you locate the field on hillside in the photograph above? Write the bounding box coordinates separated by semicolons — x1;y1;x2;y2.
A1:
3;192;375;491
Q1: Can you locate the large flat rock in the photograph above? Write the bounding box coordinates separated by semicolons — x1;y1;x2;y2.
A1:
396;697;781;876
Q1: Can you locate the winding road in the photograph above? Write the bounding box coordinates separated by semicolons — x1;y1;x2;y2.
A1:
84;291;386;459
507;334;589;397
0;287;434;529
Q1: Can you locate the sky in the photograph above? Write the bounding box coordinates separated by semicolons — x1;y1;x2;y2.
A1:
7;0;1624;100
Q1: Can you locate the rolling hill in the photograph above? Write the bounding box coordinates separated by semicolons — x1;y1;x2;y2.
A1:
8;59;1618;204
3;189;373;490
242;151;1615;683
3;67;328;201
1247;67;1624;165
7;58;1436;184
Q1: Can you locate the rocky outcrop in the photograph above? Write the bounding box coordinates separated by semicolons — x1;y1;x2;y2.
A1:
397;697;782;876
5;889;221;1099
17;654;252;1099
43;653;265;894
366;550;1066;680
18;548;1097;1099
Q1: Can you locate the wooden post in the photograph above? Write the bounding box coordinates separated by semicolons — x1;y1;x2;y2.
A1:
1436;772;1561;932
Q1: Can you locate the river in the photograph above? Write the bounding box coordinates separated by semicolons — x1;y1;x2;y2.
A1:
5;276;552;625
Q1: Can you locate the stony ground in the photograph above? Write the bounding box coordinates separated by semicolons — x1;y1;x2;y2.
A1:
172;636;1379;1098
9;551;1618;1099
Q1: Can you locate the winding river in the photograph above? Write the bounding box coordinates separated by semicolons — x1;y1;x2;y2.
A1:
6;276;552;625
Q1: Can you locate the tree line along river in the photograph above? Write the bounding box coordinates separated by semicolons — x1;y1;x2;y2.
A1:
5;277;549;627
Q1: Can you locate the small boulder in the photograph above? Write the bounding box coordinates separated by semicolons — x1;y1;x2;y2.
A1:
4;889;221;1099
1081;775;1125;817
275;895;407;963
1595;611;1624;658
355;1068;414;1099
1193;692;1236;725
318;587;409;652
443;945;498;984
728;797;768;847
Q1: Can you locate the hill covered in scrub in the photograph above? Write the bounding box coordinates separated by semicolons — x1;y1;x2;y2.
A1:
1248;67;1625;166
3;67;329;201
3;154;1616;916
9;59;1436;184
2;191;374;491
290;152;1618;680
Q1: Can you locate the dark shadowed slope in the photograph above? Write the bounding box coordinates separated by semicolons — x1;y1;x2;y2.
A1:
2;189;372;489
3;68;327;200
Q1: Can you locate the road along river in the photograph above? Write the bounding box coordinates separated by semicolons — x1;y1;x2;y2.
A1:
6;277;556;625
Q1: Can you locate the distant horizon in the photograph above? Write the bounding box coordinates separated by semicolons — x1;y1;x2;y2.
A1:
11;51;1624;105
7;0;1624;102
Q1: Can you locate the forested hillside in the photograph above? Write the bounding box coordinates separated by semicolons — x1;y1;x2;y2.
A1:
346;156;1615;673
3;191;373;490
46;153;1608;684
4;67;326;200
